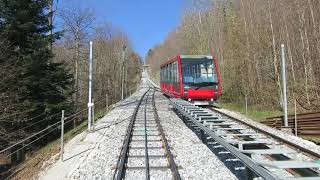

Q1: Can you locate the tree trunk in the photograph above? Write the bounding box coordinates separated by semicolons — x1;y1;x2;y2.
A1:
268;0;282;106
298;10;311;106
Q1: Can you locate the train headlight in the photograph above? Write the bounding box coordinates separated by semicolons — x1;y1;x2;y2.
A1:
210;98;214;101
188;98;191;101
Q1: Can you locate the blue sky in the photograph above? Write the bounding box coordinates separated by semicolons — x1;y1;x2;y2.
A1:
55;0;185;58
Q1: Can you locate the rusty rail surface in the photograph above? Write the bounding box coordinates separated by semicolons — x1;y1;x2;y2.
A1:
261;112;320;136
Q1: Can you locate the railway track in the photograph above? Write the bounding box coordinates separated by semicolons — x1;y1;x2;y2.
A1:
113;86;181;180
262;112;320;136
171;98;320;179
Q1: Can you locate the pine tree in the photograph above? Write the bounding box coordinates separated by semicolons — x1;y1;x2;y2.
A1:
0;0;73;145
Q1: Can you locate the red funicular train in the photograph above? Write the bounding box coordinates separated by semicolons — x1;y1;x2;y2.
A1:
160;55;221;105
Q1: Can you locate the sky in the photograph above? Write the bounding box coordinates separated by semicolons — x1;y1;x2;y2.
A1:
55;0;185;58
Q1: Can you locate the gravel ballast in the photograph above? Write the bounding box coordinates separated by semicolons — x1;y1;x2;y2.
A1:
38;75;238;180
38;83;148;180
154;92;237;180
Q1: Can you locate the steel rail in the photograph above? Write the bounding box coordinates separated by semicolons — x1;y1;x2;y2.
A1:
262;112;320;136
152;91;181;180
144;92;150;180
172;100;277;180
113;88;150;180
145;74;320;178
212;108;320;160
114;77;181;179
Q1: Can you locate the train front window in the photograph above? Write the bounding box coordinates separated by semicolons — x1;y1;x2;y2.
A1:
181;57;218;87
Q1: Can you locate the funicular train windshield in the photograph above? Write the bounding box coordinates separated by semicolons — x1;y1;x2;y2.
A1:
181;57;218;89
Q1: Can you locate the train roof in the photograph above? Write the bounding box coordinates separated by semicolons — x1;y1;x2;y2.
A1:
160;54;213;67
180;55;213;59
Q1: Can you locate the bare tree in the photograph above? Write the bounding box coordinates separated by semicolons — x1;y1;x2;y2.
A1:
146;0;320;111
59;7;95;112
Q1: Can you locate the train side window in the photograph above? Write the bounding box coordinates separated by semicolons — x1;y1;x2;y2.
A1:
162;67;164;82
171;64;173;84
168;64;170;83
164;67;166;82
176;63;179;84
172;63;174;84
170;64;173;84
163;67;165;82
173;62;178;84
167;64;170;83
177;63;180;84
176;63;179;85
161;67;163;82
172;63;175;84
170;63;173;84
165;65;168;83
164;66;166;83
174;63;176;84
176;63;178;83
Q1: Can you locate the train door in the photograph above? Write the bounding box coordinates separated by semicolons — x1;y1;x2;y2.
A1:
178;56;183;98
172;61;180;96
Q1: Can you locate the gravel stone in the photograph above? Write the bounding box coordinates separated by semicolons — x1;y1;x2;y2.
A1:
38;82;149;180
155;92;237;180
38;73;236;180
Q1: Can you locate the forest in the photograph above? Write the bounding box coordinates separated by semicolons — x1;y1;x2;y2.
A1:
146;0;320;111
0;0;141;158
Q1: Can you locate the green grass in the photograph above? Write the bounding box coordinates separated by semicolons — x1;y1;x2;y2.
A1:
220;103;282;122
